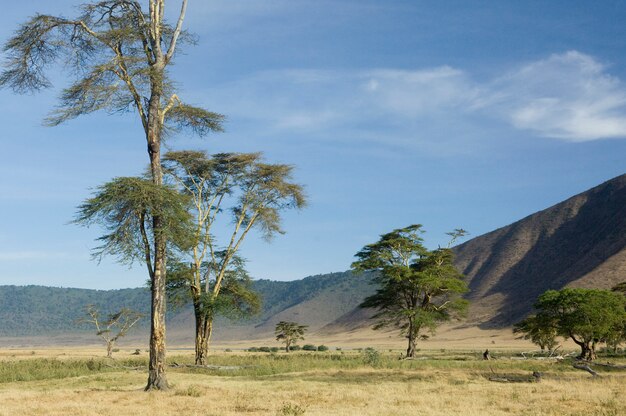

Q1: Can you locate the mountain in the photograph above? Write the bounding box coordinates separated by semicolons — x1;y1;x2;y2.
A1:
453;174;626;327
0;271;375;340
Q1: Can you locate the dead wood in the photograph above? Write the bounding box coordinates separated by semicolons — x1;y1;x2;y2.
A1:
572;363;600;377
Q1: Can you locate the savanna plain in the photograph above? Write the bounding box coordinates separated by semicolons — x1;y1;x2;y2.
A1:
0;340;624;416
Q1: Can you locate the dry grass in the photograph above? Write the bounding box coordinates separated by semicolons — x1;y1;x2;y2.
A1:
0;348;624;416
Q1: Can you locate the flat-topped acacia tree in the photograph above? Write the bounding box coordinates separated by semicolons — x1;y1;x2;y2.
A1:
0;0;223;390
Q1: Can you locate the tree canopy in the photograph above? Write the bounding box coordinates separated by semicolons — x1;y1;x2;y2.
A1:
519;288;626;360
275;321;308;353
352;225;468;358
162;150;306;364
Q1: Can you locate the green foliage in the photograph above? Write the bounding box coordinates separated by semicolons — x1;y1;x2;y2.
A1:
302;344;317;351
361;348;381;367
317;345;329;352
526;288;626;360
514;314;559;352
352;225;468;357
74;177;193;274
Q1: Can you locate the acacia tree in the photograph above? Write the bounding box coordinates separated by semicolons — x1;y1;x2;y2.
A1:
162;150;306;365
80;305;144;358
522;288;626;360
275;321;307;353
352;225;469;358
1;1;223;390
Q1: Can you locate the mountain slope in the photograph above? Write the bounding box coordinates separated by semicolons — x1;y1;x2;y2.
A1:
453;174;626;327
0;272;375;340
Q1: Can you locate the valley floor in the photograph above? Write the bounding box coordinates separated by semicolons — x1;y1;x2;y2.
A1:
0;348;624;416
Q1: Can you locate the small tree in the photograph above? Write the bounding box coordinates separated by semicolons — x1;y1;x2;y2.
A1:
513;314;559;353
80;305;143;358
352;225;469;358
275;321;307;353
522;288;626;360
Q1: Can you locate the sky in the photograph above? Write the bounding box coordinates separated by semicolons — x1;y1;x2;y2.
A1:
1;1;626;289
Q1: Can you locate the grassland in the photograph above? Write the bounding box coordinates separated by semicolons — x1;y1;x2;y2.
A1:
0;347;624;416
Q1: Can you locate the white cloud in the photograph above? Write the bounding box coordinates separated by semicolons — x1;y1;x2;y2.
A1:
191;51;626;145
360;67;478;118
479;51;626;141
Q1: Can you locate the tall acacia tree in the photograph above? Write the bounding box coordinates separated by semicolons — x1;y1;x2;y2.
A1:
163;150;306;365
352;225;469;358
1;1;223;390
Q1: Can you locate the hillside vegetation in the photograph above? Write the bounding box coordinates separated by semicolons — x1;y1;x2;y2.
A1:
0;271;375;338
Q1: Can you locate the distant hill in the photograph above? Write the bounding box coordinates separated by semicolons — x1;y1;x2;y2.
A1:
0;271;376;340
453;174;626;327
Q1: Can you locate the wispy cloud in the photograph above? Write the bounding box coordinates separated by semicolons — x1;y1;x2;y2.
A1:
191;51;626;145
478;51;626;141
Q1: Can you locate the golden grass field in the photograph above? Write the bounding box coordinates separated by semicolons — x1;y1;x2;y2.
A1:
0;346;624;415
0;327;624;416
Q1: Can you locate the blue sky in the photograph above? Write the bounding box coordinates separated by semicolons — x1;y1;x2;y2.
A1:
1;1;626;289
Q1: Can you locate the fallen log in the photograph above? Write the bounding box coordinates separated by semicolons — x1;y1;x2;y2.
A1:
572;363;600;377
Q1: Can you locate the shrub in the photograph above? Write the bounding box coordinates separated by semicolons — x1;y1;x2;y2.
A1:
277;403;306;416
362;347;381;367
247;347;259;352
259;346;271;353
302;344;317;351
289;345;301;351
317;345;329;352
270;347;280;353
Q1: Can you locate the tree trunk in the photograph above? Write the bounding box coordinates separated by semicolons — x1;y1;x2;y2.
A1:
193;303;214;365
406;335;417;358
145;87;169;391
107;341;113;358
571;336;596;361
406;321;418;358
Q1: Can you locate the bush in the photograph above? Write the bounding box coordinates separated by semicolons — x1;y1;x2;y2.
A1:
270;347;280;353
247;347;259;352
259;347;271;353
317;345;329;352
362;347;381;367
289;345;301;351
302;344;317;351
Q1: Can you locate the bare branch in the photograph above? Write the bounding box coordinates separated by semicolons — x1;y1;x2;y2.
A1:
165;0;188;64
